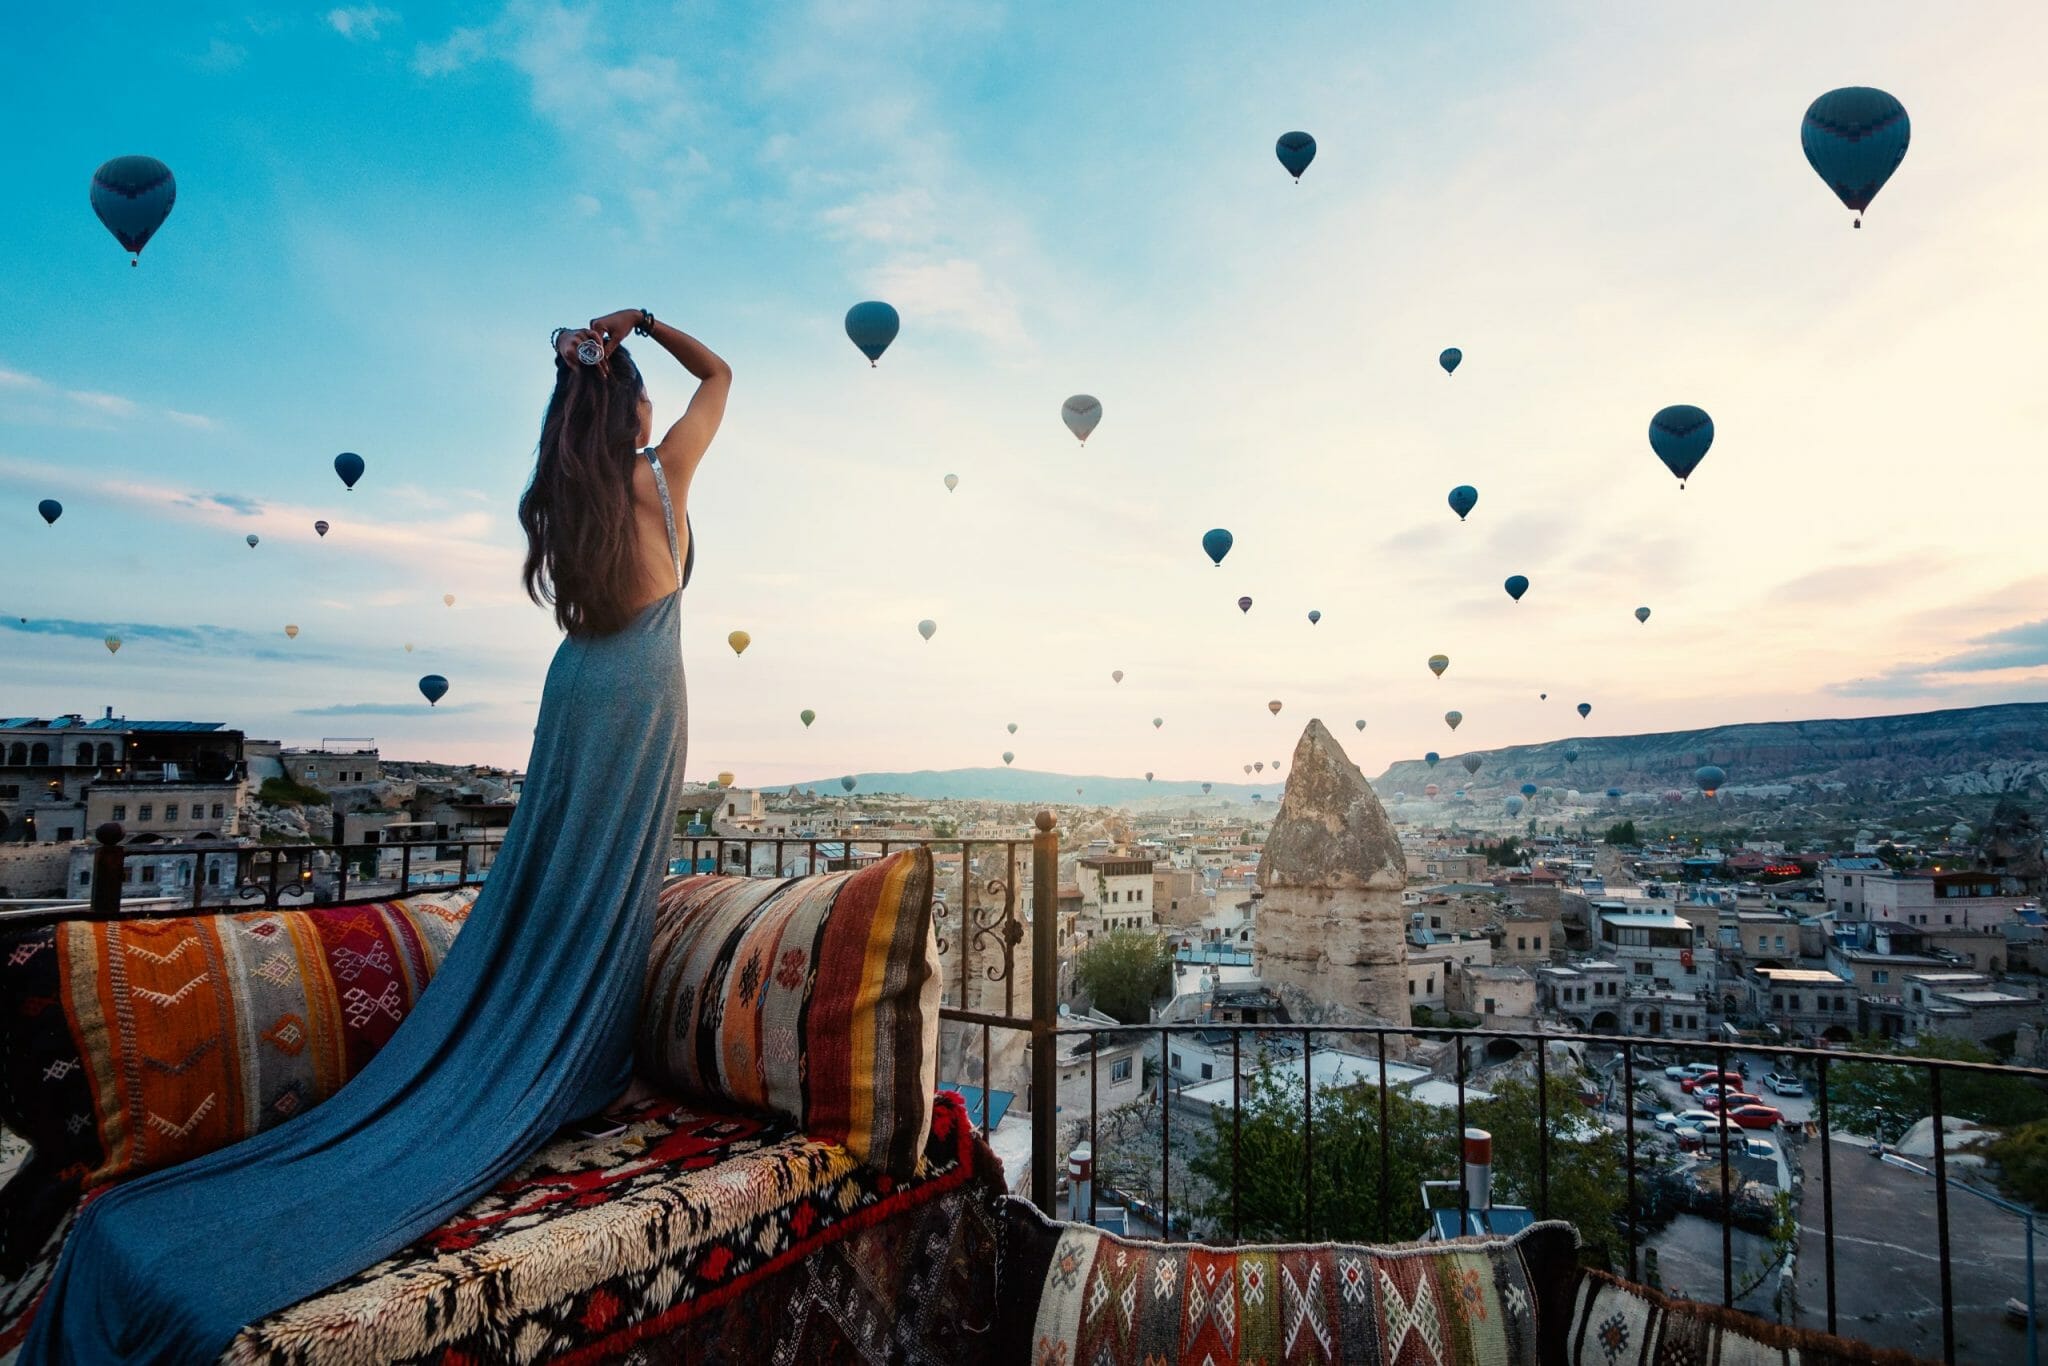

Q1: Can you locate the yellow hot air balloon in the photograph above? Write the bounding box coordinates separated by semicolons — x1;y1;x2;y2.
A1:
404;642;414;653
104;636;121;654
728;630;751;656
443;594;455;607
284;624;299;639
716;771;735;788
1428;654;1450;678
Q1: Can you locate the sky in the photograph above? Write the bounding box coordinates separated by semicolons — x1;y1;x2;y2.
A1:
3;2;2047;789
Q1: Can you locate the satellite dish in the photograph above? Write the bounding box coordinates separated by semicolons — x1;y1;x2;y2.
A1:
1057;1003;1071;1017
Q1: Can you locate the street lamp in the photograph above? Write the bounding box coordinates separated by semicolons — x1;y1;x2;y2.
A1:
1880;1151;2036;1366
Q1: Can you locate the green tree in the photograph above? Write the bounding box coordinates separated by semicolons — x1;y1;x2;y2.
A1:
1987;1119;2048;1208
1828;1034;2048;1139
1604;820;1638;846
1465;1075;1629;1270
1074;929;1172;1024
258;776;329;807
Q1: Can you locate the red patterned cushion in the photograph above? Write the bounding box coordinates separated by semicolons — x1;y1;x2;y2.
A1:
0;891;474;1269
638;848;941;1176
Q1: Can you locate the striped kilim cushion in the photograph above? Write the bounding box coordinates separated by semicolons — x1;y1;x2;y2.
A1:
638;848;942;1176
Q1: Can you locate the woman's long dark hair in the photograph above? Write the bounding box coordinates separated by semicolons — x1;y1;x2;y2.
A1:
520;344;647;637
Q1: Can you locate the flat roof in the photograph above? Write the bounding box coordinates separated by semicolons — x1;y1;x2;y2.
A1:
1601;913;1694;929
1944;990;2032;1005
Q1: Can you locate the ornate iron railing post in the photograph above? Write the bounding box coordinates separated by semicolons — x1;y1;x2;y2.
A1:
89;822;125;917
1031;810;1059;1210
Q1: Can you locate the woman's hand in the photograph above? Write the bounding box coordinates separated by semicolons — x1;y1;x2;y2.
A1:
589;310;644;355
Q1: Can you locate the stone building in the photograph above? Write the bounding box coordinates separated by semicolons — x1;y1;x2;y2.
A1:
1254;720;1408;1024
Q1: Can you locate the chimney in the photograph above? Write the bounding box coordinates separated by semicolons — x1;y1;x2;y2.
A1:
104;706;113;721
1463;1128;1493;1211
1067;1142;1094;1224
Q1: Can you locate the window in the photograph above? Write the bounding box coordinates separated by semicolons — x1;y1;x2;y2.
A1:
1483;998;1496;1014
1110;1058;1132;1083
1633;1010;1645;1027
1200;1062;1214;1080
1873;970;1889;985
1944;914;1953;925
165;803;179;822
304;767;317;780
1788;995;1801;1013
1170;1051;1182;1070
138;803;153;821
111;803;126;821
1427;976;1435;994
1773;993;1784;1010
1516;937;1526;951
1430;916;1442;929
1633;963;1651;976
1533;937;1542;951
212;803;224;819
1408;980;1416;996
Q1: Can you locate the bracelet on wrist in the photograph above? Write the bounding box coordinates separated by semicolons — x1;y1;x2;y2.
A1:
633;309;655;337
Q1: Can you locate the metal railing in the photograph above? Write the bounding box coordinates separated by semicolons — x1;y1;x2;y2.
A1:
1059;1018;2048;1365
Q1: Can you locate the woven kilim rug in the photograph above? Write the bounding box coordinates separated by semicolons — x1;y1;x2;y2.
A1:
1;1092;997;1365
1565;1270;1939;1366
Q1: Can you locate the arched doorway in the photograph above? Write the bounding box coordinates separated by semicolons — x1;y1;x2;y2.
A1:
1592;1010;1620;1033
1822;1025;1853;1044
1484;1038;1524;1063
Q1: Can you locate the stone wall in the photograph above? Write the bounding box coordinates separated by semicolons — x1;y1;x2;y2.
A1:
0;841;79;899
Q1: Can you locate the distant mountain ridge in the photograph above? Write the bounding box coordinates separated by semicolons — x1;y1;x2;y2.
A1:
1371;702;2048;799
783;767;1272;806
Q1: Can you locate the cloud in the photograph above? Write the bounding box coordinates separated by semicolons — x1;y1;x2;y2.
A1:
0;364;218;431
191;37;248;71
327;6;399;41
186;491;266;515
1771;555;1949;607
1832;617;2048;697
294;701;484;716
867;257;1025;350
412;24;487;75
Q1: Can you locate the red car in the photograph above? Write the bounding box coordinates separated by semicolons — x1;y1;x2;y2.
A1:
1682;1071;1741;1094
1703;1092;1763;1112
1727;1104;1783;1130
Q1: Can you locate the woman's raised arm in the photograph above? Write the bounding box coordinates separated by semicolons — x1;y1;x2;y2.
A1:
591;311;731;486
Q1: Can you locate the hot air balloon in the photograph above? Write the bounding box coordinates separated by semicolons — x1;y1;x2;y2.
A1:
418;674;449;706
1577;703;1592;719
1506;795;1525;817
1696;765;1727;797
728;630;751;656
1428;654;1449;678
1444;710;1463;731
334;452;366;490
314;520;330;538
1201;783;1212;794
1145;772;1154;782
1255;762;1265;773
1008;723;1018;734
1540;692;1548;700
104;636;121;654
1801;88;1910;228
1504;575;1529;602
284;625;299;639
1564;747;1580;765
1649;406;1713;488
944;473;958;492
1463;755;1484;776
1062;395;1103;444
1425;752;1440;767
443;594;456;607
1635;606;1651;624
800;709;816;728
715;771;735;788
38;500;61;525
1153;717;1164;729
841;776;857;792
917;618;937;641
404;642;414;652
1268;700;1282;715
90;156;176;264
844;301;899;365
1425;783;1440;798
1237;596;1253;614
1606;787;1624;799
1274;131;1316;181
1112;670;1124;684
1439;347;1464;376
1354;720;1366;731
1540;787;1555;800
1308;610;1321;624
1520;783;1538;798
245;534;259;549
1662;790;1685;806
1002;751;1014;765
1448;485;1478;521
1203;528;1233;566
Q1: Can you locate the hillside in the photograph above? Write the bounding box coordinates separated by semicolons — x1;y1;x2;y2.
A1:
1370;702;2048;799
785;767;1272;806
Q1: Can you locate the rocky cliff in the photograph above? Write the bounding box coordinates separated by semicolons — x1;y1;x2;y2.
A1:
1373;702;2048;799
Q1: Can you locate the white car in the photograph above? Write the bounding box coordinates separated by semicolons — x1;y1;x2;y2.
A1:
1675;1108;1727;1132
1764;1072;1805;1097
1653;1112;1685;1132
1664;1062;1718;1081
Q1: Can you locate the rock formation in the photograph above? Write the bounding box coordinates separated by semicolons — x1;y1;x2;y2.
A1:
1256;719;1408;1025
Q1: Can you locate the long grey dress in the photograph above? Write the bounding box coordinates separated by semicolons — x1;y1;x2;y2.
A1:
22;449;691;1363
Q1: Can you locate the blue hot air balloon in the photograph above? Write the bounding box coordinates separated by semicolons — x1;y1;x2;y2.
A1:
1203;527;1233;566
1577;702;1592;719
1505;795;1525;817
334;452;365;490
90;156;176;265
841;775;857;792
1504;574;1529;602
1425;752;1440;767
1520;783;1538;798
37;499;62;525
1801;88;1910;229
1606;786;1625;799
1439;347;1462;375
1649;406;1713;488
844;301;900;366
1307;609;1321;624
1564;746;1580;765
1696;764;1727;796
418;674;449;706
1201;782;1212;794
1448;485;1478;521
1274;131;1316;181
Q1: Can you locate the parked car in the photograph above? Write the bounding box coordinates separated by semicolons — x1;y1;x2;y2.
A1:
1674;1108;1727;1132
1764;1072;1805;1097
1703;1092;1764;1113
1653;1112;1686;1132
1727;1104;1783;1130
1682;1071;1742;1094
1742;1136;1777;1160
1665;1062;1719;1081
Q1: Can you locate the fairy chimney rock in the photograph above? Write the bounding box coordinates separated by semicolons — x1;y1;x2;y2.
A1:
1255;720;1409;1024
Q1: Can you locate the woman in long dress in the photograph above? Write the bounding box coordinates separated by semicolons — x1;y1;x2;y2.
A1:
22;309;731;1363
